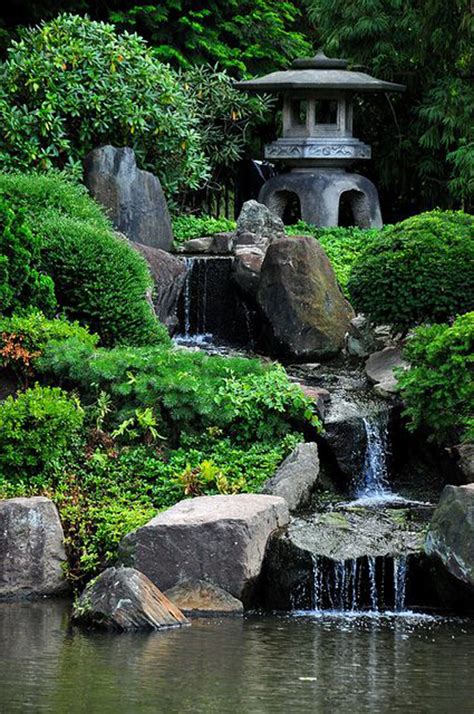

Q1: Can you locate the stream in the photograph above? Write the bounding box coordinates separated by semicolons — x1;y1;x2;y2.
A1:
0;600;473;713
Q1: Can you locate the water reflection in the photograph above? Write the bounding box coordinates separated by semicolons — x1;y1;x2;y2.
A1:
0;601;473;713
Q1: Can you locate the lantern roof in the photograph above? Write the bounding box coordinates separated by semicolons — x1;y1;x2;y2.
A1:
235;51;405;93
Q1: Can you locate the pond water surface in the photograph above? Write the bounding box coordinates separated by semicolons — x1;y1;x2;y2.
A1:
1;600;473;713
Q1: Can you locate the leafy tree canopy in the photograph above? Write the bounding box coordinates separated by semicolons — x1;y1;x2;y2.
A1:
305;0;474;212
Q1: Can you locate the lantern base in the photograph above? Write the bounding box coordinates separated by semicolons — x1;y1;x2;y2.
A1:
258;170;383;229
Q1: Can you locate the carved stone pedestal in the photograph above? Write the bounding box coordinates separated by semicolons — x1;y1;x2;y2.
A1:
258;169;382;229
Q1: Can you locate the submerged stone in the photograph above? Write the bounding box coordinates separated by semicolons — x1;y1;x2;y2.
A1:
73;567;189;631
165;580;243;616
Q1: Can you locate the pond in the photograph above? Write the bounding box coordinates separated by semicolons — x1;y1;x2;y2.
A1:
1;600;473;713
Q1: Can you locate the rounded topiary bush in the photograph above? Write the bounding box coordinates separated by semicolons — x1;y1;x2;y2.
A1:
348;210;474;330
0;173;170;347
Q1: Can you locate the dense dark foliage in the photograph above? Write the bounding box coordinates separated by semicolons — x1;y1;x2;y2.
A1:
305;0;474;215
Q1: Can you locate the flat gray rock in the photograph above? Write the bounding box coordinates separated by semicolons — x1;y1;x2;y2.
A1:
365;347;407;394
0;497;67;599
261;442;319;512
118;494;289;605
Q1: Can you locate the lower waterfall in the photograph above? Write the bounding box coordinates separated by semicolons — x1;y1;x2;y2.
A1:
310;555;408;614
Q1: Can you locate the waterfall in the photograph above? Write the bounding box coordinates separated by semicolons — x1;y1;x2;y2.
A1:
393;556;407;611
356;415;391;500
175;255;254;349
310;555;409;614
182;257;194;337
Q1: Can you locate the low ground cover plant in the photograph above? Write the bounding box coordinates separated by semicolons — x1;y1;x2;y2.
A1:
172;214;236;245
0;315;319;581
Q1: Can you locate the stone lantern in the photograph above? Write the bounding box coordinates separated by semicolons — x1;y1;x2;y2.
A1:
235;51;405;228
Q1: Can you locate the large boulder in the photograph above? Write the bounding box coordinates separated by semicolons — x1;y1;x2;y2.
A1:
425;484;474;608
164;579;243;617
0;497;67;599
261;443;319;513
134;243;186;334
233;200;285;253
84;145;173;251
118;494;289;606
73;567;189;631
257;236;354;359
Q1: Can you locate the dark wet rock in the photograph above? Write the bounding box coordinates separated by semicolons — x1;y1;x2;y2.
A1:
234;200;285;253
425;485;474;607
73;567;189;631
451;442;474;484
165;580;243;616
346;314;390;359
257;236;354;359
134;243;186;334
323;407;370;480
84;145;173;251
365;347;407;395
232;248;265;299
118;494;289;606
261;443;319;513
0;497;67;599
297;384;330;420
262;507;431;610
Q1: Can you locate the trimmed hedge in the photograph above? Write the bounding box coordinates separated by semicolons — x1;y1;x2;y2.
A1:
348;210;474;330
0;173;170;347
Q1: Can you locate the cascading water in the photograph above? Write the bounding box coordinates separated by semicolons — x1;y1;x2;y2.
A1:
304;411;410;615
356;415;392;501
310;555;408;614
175;255;255;350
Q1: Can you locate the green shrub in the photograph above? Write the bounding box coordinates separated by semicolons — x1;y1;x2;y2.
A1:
0;172;170;347
172;214;236;245
0;431;300;578
348;211;474;329
0;14;208;194
0;195;55;315
0;384;85;480
397;312;474;444
38;341;320;443
40;215;169;346
0;311;98;384
286;222;380;294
